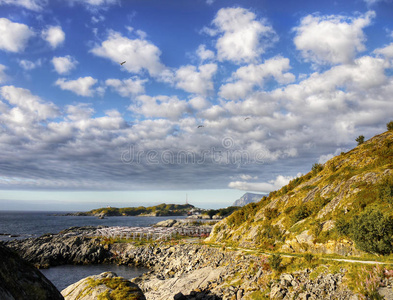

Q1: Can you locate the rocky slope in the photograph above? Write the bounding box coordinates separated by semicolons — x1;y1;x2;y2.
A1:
61;271;145;300
0;243;63;300
207;130;393;256
232;192;264;207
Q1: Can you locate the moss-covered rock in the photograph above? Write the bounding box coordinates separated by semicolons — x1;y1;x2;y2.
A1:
61;271;145;300
0;243;63;300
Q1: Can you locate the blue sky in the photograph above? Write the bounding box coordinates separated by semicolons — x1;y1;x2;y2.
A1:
0;0;392;210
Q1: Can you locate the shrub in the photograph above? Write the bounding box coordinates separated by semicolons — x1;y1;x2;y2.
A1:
291;204;311;224
356;135;365;145
378;175;393;206
387;121;393;131
350;208;393;255
311;163;323;174
264;207;279;220
336;217;350;236
269;254;282;271
303;253;314;264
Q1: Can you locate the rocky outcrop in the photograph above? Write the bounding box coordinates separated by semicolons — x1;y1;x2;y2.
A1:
269;270;354;300
0;243;63;300
61;272;145;300
5;227;110;268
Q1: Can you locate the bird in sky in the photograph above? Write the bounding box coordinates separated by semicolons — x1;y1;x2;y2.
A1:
120;61;126;65
244;117;250;121
197;125;204;128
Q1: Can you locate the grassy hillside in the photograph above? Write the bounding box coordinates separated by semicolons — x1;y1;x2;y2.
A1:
207;130;393;256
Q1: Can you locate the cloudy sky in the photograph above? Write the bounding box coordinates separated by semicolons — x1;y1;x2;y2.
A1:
0;0;392;210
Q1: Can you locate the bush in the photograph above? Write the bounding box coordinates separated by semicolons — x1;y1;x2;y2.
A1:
356;135;365;145
350;208;393;255
387;121;393;131
264;208;279;220
291;204;311;224
303;253;314;264
311;163;323;174
378;176;393;206
269;254;282;271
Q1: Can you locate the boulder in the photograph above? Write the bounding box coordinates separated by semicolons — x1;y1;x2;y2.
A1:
61;272;145;300
0;243;63;300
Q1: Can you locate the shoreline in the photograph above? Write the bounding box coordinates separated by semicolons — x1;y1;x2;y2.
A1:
3;225;362;300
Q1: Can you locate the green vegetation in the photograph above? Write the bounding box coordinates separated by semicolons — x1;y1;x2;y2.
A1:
311;163;323;174
342;208;393;255
205;206;240;218
268;254;282;271
88;203;195;217
356;135;365;145
387;121;393;131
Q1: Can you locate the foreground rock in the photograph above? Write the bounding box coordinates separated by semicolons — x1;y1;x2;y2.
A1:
0;243;63;300
61;272;145;300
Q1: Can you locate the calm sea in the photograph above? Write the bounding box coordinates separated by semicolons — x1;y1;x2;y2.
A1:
0;211;185;291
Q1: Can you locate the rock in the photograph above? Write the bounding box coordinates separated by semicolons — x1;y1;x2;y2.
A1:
61;272;145;300
154;219;178;227
0;243;63;300
174;292;187;300
378;287;393;300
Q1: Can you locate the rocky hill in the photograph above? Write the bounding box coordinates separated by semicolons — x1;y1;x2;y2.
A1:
232;192;265;207
207;130;393;256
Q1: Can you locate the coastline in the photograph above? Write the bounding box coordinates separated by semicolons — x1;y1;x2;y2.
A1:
3;225;361;300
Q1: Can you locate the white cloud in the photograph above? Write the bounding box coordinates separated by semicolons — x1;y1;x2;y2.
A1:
175;63;217;95
41;25;65;49
0;64;8;83
293;11;375;66
219;56;295;100
66;103;95;121
0;86;59;126
0;0;47;11
130;95;188;120
374;43;393;60
196;44;215;61
208;7;277;64
18;59;42;70
67;0;118;6
91;30;165;76
52;56;78;74
189;96;210;110
0;18;34;53
105;77;147;97
228;175;293;193
55;77;98;97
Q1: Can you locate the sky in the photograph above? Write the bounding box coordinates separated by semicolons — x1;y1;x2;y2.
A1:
0;0;392;210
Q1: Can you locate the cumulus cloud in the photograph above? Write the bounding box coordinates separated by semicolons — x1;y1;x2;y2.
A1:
228;175;294;193
207;7;277;64
0;18;34;53
105;77;147;97
189;96;211;111
129;95;188;120
41;25;65;49
175;64;217;95
219;56;295;100
196;44;215;61
294;11;375;66
52;56;78;74
0;86;59;126
55;77;98;97
0;0;47;11
91;30;165;76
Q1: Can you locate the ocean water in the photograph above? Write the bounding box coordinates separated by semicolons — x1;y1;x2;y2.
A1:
0;211;185;291
0;210;186;241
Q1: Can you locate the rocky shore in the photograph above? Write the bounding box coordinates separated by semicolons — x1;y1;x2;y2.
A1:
4;226;363;300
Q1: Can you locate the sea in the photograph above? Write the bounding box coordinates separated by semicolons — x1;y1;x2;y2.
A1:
0;211;186;291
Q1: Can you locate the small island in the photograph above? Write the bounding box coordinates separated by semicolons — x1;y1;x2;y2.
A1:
65;203;240;219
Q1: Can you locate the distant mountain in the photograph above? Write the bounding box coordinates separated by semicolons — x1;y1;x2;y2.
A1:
232;193;264;207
